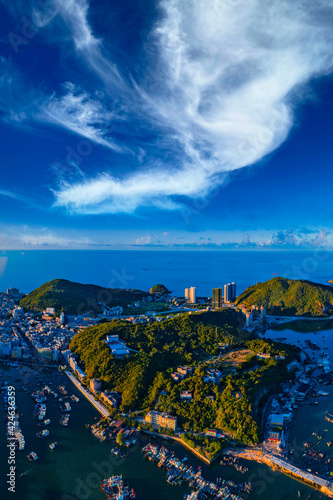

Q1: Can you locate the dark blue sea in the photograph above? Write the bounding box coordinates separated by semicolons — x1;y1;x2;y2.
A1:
0;250;333;296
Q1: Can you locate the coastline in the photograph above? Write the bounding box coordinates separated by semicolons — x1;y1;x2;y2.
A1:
226;448;333;497
63;370;216;465
63;369;216;465
141;430;213;465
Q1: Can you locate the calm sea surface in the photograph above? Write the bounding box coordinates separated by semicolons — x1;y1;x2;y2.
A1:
0;250;333;296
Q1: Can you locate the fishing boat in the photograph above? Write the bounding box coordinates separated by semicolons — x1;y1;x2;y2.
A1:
60;414;70;426
27;451;38;461
37;418;51;428
60;402;71;412
49;442;58;450
100;475;136;499
36;429;49;438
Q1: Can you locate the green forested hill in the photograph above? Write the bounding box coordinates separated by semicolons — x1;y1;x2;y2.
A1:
149;284;171;294
20;279;149;314
235;277;333;316
69;310;244;409
68;310;294;444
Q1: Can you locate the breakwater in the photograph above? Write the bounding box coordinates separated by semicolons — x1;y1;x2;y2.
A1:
226;448;333;497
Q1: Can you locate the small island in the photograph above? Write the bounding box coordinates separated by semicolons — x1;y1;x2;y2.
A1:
149;284;171;294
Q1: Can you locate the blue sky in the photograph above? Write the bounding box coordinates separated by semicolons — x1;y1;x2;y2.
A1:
0;0;333;250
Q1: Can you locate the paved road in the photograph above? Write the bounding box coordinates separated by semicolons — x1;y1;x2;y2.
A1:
64;370;109;417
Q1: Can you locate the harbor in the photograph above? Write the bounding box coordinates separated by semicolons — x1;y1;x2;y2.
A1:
226;448;333;497
0;353;329;500
142;443;252;499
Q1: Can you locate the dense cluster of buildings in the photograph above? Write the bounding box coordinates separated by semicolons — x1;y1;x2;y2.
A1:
0;293;31;359
23;309;76;361
100;305;123;317
0;289;79;363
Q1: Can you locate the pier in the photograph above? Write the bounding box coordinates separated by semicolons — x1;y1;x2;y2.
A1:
64;370;109;417
226;448;333;497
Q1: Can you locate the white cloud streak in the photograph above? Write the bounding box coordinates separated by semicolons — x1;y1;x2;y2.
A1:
40;82;124;152
2;0;333;215
52;0;333;214
50;0;124;89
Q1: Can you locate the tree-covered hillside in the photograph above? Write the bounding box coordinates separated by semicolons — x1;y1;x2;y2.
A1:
149;284;171;294
20;279;149;315
69;310;296;444
69;310;244;408
235;277;333;317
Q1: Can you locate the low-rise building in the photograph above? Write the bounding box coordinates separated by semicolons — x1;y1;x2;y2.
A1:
269;414;285;427
90;379;101;392
287;360;302;372
180;390;193;400
171;365;193;382
203;369;223;384
257;352;271;359
104;335;130;358
294;383;312;398
267;431;281;442
177;366;193;376
144;411;177;431
101;390;121;408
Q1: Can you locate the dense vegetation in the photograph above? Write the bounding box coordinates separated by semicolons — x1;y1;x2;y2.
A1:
149;284;171;294
20;279;149;315
236;277;333;317
69;310;296;445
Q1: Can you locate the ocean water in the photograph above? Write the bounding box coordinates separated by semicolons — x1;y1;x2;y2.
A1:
0;250;333;296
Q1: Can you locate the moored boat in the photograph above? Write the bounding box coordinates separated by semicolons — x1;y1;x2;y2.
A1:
36;429;49;438
27;451;38;461
101;475;136;499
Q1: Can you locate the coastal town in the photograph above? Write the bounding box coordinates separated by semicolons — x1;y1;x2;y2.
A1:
2;279;333;499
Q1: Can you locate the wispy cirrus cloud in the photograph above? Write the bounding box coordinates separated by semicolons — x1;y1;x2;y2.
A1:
2;0;333;215
34;0;125;89
52;0;333;214
40;82;124;153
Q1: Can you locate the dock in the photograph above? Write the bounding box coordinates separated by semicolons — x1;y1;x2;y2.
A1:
226;448;333;497
64;371;109;417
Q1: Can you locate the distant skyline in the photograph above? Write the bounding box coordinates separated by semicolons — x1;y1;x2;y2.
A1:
1;0;333;250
